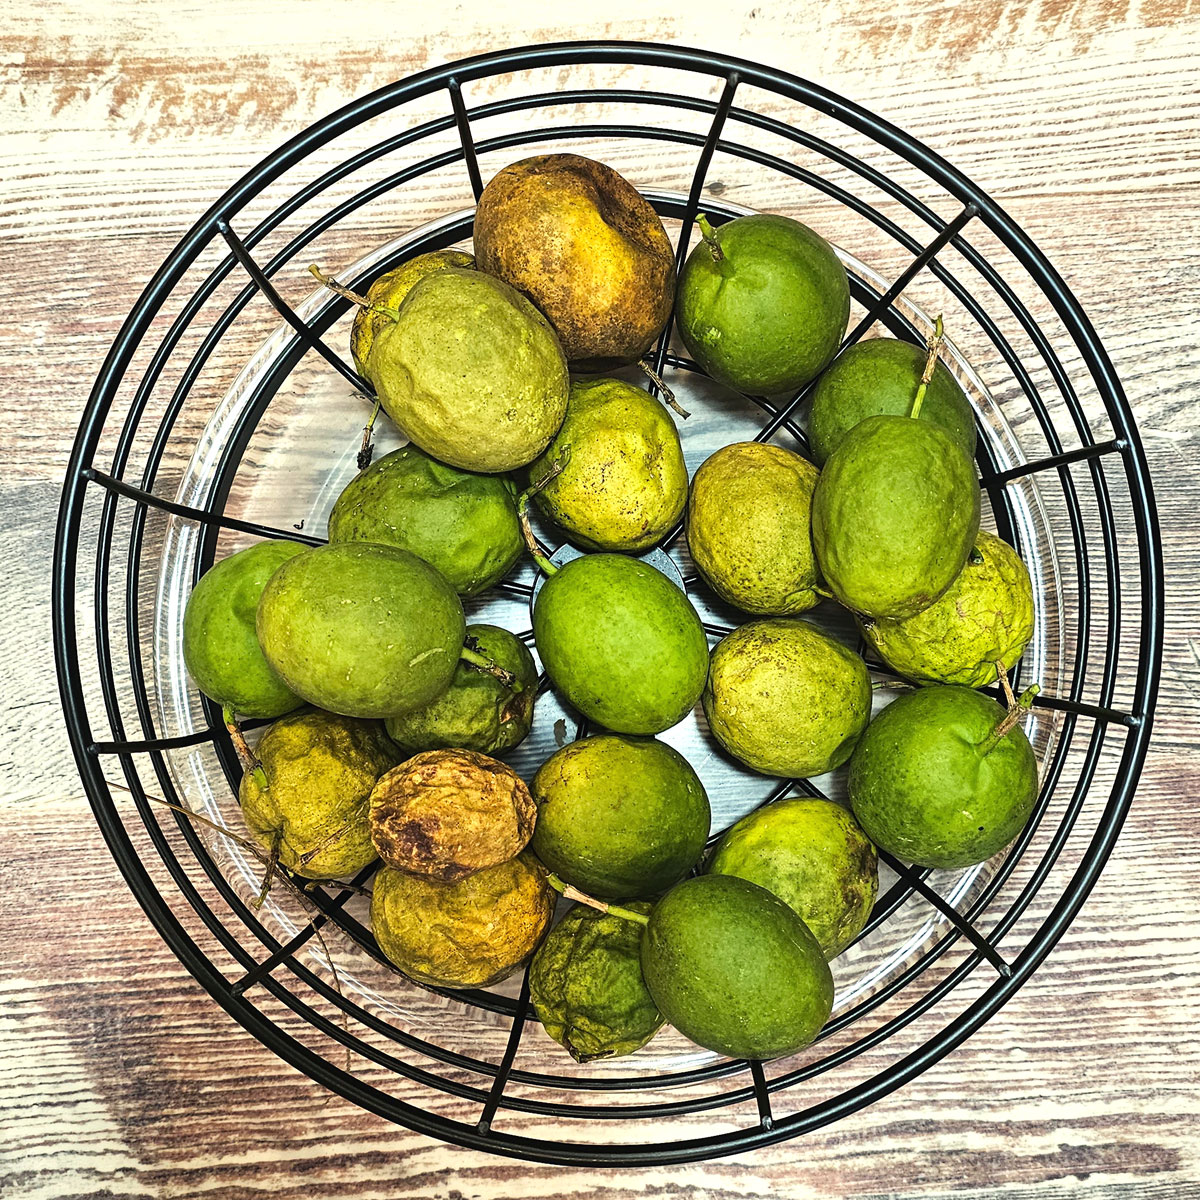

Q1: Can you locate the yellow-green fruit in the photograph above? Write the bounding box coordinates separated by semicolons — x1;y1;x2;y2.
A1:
238;709;399;879
528;377;687;551
687;442;820;615
370;852;554;988
703;619;872;778
349;250;475;373
861;531;1035;687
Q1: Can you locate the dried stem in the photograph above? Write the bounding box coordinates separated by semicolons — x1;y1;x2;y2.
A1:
636;359;689;419
909;314;945;421
696;212;725;263
979;663;1041;756
460;640;519;689
358;398;383;470
223;705;266;789
517;453;570;576
546;873;651;927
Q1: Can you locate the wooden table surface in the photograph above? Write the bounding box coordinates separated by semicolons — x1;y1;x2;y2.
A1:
3;2;1199;1197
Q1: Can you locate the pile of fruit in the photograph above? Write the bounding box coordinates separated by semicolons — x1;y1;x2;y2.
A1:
182;153;1039;1065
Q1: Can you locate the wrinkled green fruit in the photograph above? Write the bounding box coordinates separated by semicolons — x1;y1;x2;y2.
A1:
848;685;1039;869
862;530;1035;687
708;798;877;959
687;442;821;615
532;735;710;899
182;541;306;718
677;213;849;394
328;446;522;596
384;625;536;755
812;415;981;620
256;542;465;719
528;377;687;552
808;337;977;466
365;268;569;473
703;619;871;778
370;851;554;988
350;250;475;373
534;555;709;735
239;709;399;879
641;874;834;1060
529;901;663;1062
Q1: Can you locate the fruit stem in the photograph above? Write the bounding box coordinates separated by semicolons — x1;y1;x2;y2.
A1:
517;453;570;576
696;212;725;264
309;265;401;322
979;664;1040;756
636;359;690;419
546;874;651;926
255;829;282;909
358;398;382;470
460;642;520;690
224;704;267;789
909;314;945;421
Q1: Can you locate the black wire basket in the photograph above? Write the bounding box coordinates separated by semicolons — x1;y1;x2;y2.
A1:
53;42;1164;1165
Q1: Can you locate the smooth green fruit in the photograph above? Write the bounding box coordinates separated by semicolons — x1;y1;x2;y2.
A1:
703;619;872;778
384;624;536;755
534;555;709;735
677;213;849;394
328;446;522;596
812;415;981;620
528;377;687;552
365;268;569;473
532;735;710;899
708;798;877;959
848;685;1039;869
808;338;977;466
182;541;306;718
861;530;1035;687
239;709;399;879
256;542;465;719
687;442;820;615
641;874;834;1060
529;902;663;1062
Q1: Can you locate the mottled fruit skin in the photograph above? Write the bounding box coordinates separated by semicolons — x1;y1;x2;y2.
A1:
532;735;710;899
849;686;1039;869
808;337;977;466
708;798;877;959
239;709;399;879
703;619;872;778
677;213;849;394
529;902;663;1062
687;442;820;615
474;154;675;369
256;542;465;719
182;541;306;718
812;415;982;620
528;377;687;552
370;852;554;988
385;624;536;755
350;250;475;373
641;874;833;1060
368;747;536;882
862;530;1035;687
534;555;709;735
366;269;569;473
327;446;522;596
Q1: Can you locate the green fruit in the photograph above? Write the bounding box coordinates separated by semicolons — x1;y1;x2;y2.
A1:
703;619;871;778
848;685;1039;869
182;541;306;718
239;709;399;879
641;874;833;1060
677;213;849;394
350;250;475;373
528;377;687;552
687;442;820;615
708;798;877;959
862;530;1035;687
365;268;569;473
384;625;536;755
529;902;663;1062
328;446;522;596
808;338;977;466
812;415;981;620
534;554;709;735
256;542;465;719
532;735;710;899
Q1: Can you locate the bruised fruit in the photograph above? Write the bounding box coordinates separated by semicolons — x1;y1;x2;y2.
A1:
371;852;554;988
327;446;522;596
368;747;536;882
239;709;399;879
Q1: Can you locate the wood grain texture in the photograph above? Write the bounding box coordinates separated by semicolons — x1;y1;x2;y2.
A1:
3;0;1200;1197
